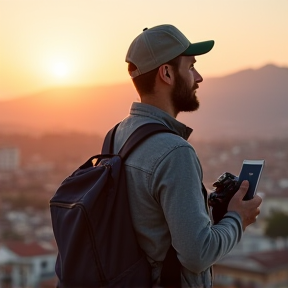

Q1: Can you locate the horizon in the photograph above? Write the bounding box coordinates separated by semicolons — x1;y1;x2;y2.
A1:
1;0;288;100
0;63;286;102
1;63;287;141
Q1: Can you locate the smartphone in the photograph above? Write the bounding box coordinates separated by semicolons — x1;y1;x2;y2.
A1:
238;160;265;200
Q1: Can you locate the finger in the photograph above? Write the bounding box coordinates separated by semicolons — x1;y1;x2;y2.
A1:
246;195;262;209
252;195;263;206
233;180;249;200
248;208;260;223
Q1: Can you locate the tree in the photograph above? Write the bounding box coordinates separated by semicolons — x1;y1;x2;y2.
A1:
265;211;288;239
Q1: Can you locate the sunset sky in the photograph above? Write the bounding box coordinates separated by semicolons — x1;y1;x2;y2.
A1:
0;0;287;100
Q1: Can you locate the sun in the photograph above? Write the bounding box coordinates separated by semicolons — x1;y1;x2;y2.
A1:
51;61;70;78
42;56;77;86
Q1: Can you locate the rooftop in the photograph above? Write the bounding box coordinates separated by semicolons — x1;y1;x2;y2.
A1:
3;241;57;257
216;248;288;273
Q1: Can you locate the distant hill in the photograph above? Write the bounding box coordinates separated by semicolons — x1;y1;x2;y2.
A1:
0;84;138;138
178;64;288;140
0;64;287;140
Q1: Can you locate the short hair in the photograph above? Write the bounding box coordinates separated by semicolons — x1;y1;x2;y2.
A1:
128;56;181;96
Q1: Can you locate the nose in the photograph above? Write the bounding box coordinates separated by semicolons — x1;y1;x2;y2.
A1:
194;69;203;83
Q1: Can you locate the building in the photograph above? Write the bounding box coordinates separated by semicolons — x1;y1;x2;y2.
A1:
229;231;288;256
261;193;288;218
0;147;20;172
214;249;288;288
0;241;57;288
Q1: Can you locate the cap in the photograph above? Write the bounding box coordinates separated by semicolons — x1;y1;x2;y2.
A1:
126;24;214;78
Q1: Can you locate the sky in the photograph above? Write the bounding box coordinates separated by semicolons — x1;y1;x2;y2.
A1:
0;0;287;100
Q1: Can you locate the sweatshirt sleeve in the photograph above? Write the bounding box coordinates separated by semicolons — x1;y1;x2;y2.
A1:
151;145;243;274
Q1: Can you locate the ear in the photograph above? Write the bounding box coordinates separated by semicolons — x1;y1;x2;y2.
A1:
158;65;174;85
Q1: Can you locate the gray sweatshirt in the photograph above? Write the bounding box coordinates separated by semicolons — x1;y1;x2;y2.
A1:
113;102;243;287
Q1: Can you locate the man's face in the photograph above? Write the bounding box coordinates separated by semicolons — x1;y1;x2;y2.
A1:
171;56;203;114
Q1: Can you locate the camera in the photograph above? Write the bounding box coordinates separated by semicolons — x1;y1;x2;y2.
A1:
209;172;240;206
208;172;240;224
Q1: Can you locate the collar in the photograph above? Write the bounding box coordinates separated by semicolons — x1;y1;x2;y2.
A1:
130;102;193;140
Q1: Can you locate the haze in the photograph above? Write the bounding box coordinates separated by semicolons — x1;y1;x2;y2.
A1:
0;0;288;100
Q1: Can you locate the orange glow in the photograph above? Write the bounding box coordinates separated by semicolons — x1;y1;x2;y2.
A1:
0;0;287;100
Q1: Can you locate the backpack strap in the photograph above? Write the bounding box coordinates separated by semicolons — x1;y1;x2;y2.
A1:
119;123;177;160
102;122;176;160
101;122;120;155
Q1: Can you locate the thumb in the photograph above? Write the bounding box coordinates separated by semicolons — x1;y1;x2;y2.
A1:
234;180;249;200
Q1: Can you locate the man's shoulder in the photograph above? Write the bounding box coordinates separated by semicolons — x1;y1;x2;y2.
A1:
125;127;195;168
148;130;191;148
115;117;195;162
121;119;192;149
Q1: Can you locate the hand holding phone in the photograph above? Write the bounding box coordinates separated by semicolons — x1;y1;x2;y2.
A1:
238;160;265;200
228;180;263;230
209;159;264;224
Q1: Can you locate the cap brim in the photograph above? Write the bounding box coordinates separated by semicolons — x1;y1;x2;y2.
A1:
182;40;214;56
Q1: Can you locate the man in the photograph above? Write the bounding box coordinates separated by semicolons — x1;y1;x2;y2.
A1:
113;24;262;287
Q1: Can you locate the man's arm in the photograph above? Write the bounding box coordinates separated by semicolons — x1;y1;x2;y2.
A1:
152;145;244;273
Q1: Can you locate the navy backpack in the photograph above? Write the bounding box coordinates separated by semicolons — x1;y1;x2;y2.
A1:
50;123;181;288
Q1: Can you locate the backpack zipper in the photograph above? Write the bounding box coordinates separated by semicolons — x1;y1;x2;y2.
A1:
50;201;108;286
50;202;77;209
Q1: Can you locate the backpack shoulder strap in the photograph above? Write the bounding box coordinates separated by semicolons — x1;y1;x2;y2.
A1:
102;122;176;160
101;122;120;155
119;123;176;160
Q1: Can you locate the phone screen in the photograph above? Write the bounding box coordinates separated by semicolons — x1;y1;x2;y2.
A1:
238;160;265;200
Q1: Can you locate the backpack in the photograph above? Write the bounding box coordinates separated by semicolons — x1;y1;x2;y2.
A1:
50;123;181;288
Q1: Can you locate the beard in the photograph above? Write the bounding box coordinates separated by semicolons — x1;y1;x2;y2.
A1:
171;71;200;114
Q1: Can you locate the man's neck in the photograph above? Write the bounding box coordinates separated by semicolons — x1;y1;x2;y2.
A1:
140;93;178;118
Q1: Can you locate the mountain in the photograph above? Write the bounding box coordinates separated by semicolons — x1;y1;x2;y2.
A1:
0;64;287;140
0;84;138;137
178;64;288;140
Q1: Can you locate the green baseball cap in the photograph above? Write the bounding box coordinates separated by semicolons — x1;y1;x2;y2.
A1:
126;24;214;78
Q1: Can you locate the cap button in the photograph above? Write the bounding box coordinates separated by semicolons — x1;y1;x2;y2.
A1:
143;28;148;31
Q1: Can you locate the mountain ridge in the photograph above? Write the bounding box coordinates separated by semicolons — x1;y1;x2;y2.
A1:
1;64;287;140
